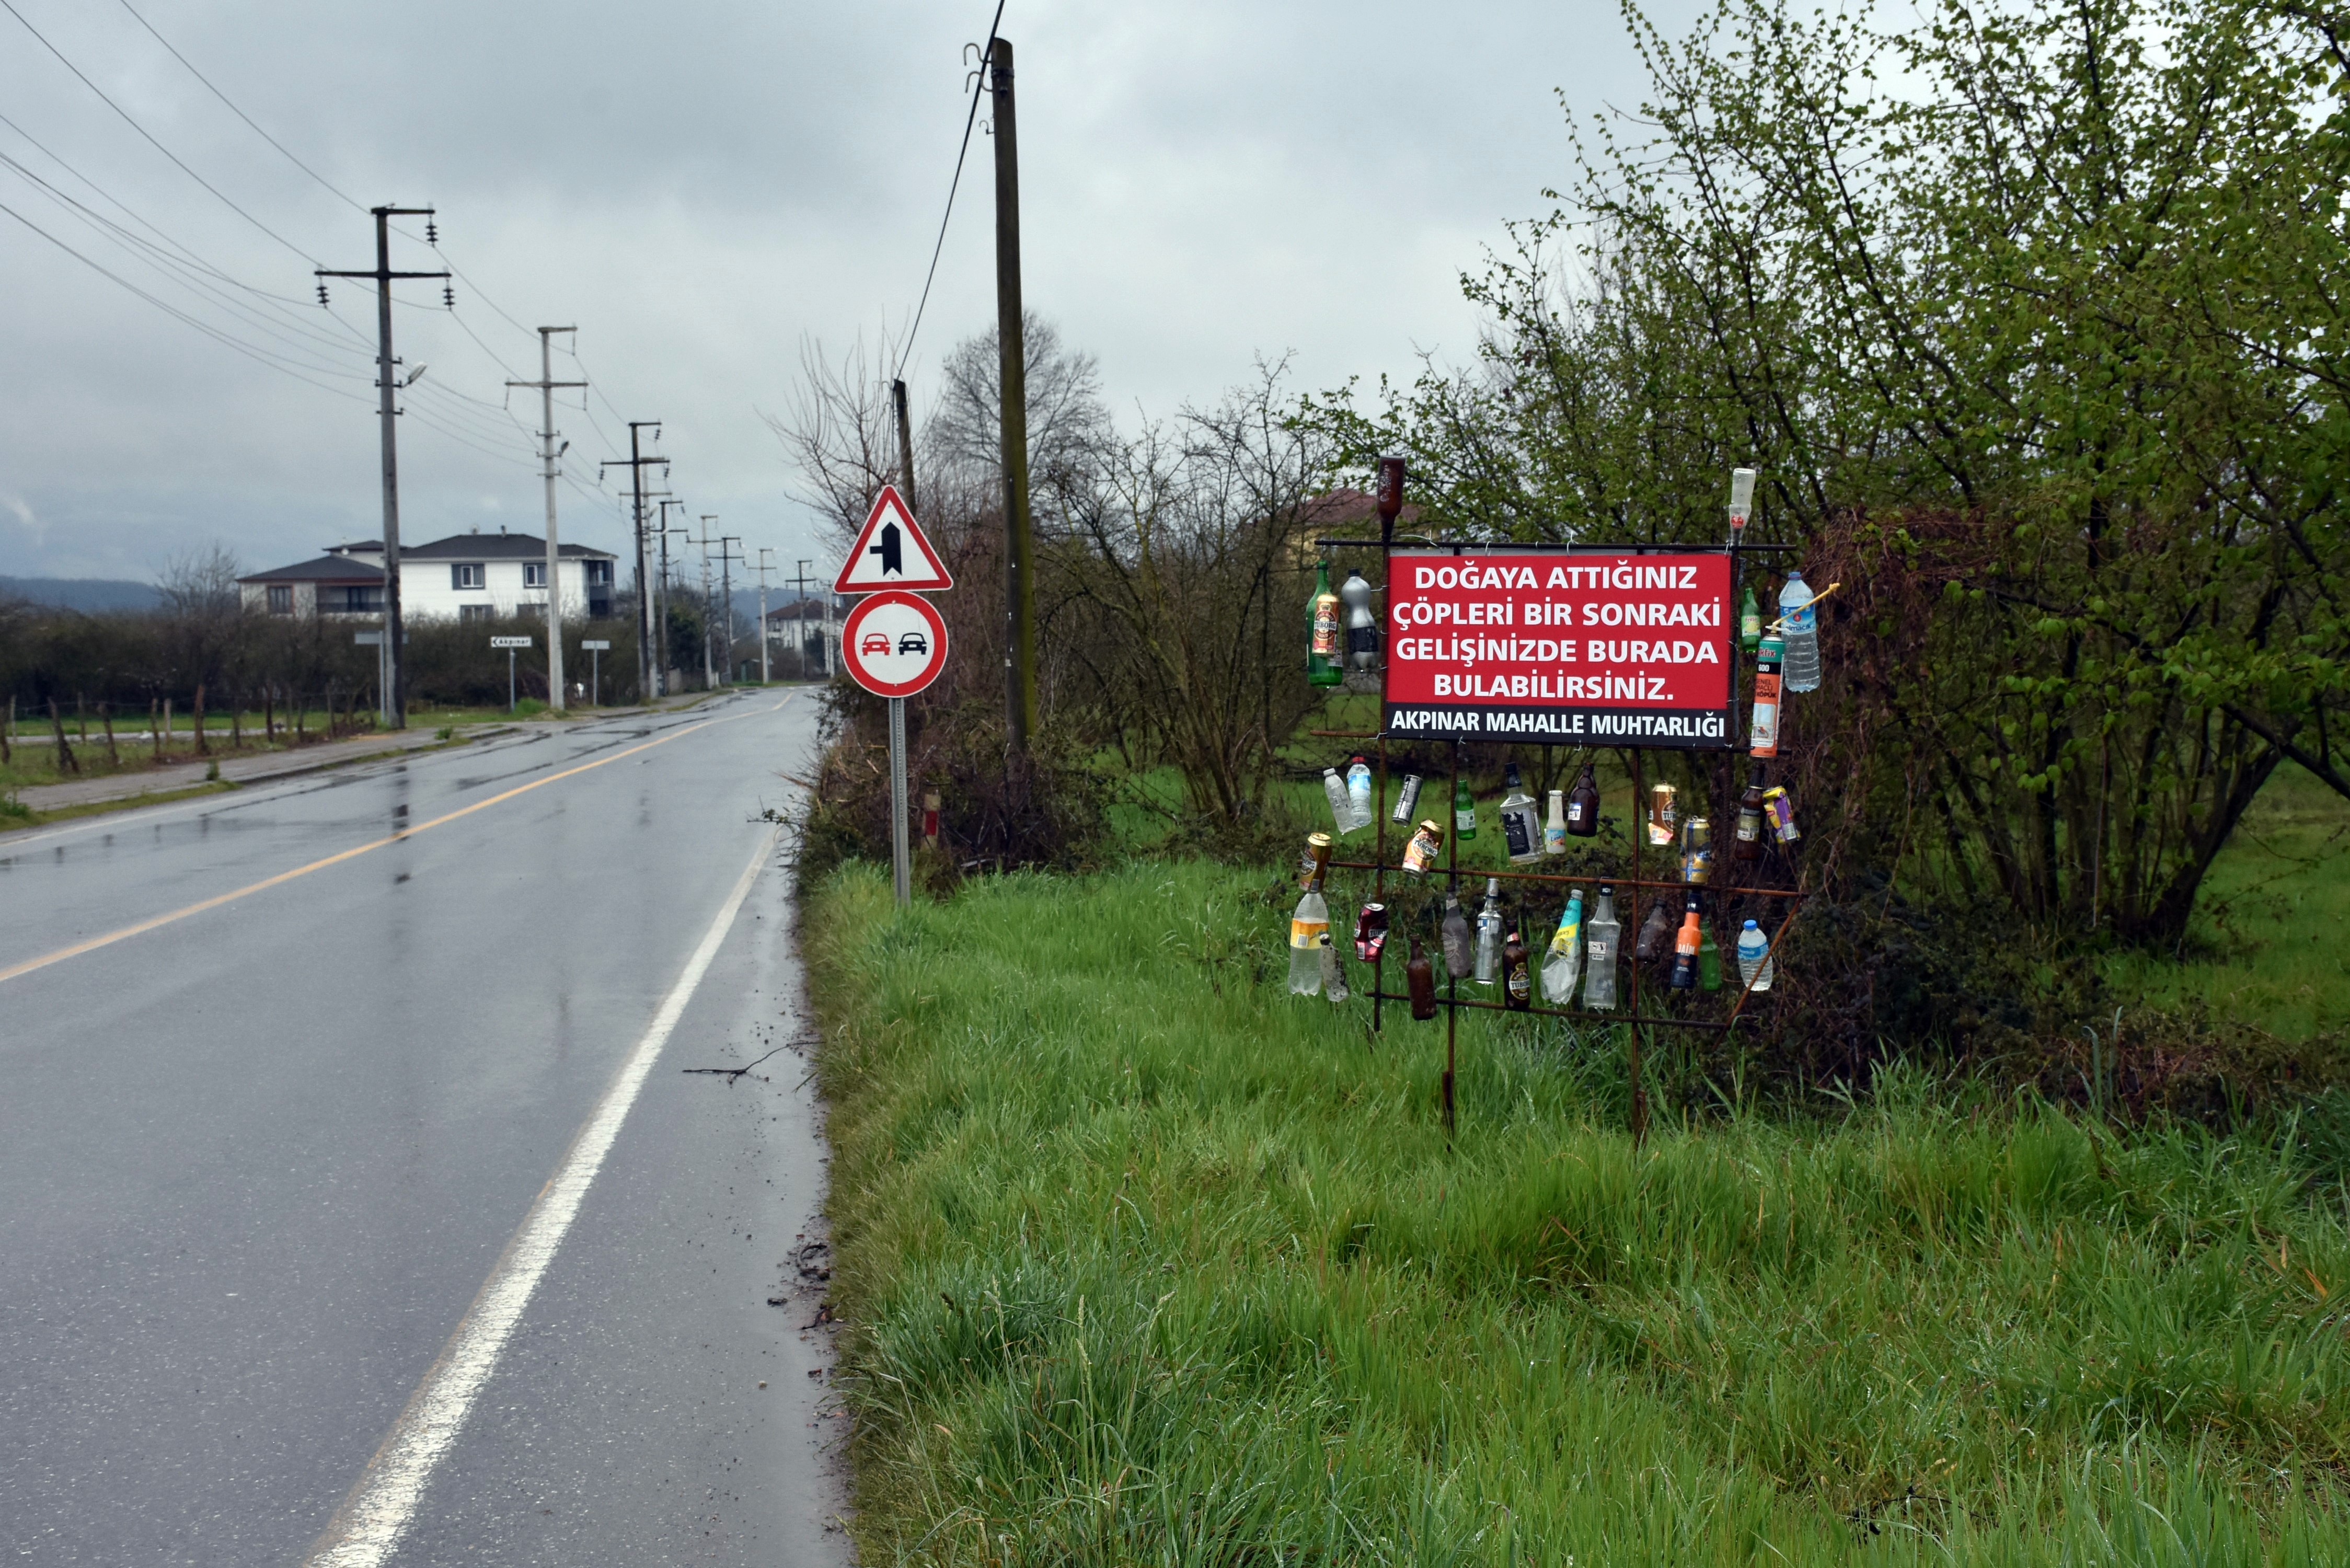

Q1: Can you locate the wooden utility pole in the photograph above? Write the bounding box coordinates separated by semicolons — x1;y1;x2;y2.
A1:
989;38;1036;751
317;205;446;729
717;533;744;685
508;328;585;710
891;378;917;513
600;424;665;701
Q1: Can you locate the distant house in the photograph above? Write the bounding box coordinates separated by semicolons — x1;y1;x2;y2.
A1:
239;529;618;621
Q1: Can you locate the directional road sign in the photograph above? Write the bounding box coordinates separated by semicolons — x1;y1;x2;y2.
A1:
580;639;611;651
840;590;949;698
489;636;533;648
833;485;952;593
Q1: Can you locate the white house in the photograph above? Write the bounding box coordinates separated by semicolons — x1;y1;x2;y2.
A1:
240;528;618;622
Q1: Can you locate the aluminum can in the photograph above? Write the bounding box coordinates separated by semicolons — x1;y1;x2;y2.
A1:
1680;815;1712;884
1300;831;1333;890
1648;782;1678;846
1400;820;1443;879
1392;773;1424;824
1355;903;1389;962
1762;787;1801;845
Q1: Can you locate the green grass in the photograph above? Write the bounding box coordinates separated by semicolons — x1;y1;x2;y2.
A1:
808;858;2350;1566
2107;766;2350;1042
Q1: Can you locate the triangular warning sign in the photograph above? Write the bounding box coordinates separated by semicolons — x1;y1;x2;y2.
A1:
833;485;953;593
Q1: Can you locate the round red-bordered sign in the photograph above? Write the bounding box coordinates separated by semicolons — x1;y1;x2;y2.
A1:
840;590;949;697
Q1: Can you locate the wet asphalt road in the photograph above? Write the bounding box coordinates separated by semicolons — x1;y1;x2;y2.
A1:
0;693;853;1565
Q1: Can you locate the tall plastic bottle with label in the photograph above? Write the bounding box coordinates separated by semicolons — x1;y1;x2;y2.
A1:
1288;866;1331;994
1779;570;1821;693
1749;636;1784;758
1542;888;1585;1004
1583;885;1620;1010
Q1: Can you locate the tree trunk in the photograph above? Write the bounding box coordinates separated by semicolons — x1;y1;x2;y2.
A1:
102;704;119;768
48;699;78;776
193;684;208;756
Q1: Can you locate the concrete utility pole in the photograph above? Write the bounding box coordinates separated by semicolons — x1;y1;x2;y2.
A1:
694;516;719;690
989;40;1038;752
755;548;776;685
317;204;447;728
600;423;665;702
717;534;744;685
508;327;585;710
790;560;814;680
655;498;684;689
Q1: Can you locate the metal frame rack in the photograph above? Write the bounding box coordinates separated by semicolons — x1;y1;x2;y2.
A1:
1311;534;1807;1143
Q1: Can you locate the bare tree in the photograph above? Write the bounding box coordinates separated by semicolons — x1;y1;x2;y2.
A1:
764;335;911;548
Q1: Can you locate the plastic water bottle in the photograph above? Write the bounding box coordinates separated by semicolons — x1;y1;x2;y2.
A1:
1736;918;1773;991
1542;889;1584;1004
1289;879;1331;994
1779;570;1821;693
1583;885;1620;1010
1322;767;1353;834
1345;755;1374;831
1439;892;1473;978
1473;877;1503;985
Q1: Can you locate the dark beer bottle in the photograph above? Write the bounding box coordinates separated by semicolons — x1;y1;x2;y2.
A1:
1734;768;1766;863
1406;938;1438;1020
1502;921;1533;1011
1565;762;1601;837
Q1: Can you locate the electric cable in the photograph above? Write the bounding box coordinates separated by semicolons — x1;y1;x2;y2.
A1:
895;0;1005;382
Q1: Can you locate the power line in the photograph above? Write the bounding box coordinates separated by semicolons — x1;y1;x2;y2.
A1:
111;0;365;214
895;0;1005;382
0;0;321;264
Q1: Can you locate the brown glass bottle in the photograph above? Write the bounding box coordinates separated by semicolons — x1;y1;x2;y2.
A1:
1734;768;1766;863
1502;923;1533;1010
1565;762;1602;837
1406;938;1438;1020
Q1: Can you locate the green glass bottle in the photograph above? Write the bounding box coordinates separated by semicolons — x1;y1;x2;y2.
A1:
1307;560;1343;688
1739;584;1762;652
1452;774;1477;840
1698;920;1723;991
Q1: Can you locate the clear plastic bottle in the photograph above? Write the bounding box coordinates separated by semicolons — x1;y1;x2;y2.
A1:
1319;931;1349;1001
1736;918;1773;991
1583;885;1620;1010
1345;754;1374;831
1288;877;1331;994
1473;877;1504;985
1322;767;1353;834
1779;569;1821;693
1542;889;1585;1004
1499;765;1541;864
1439;892;1473;978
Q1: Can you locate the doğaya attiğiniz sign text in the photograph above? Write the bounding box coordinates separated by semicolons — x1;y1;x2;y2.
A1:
1380;549;1735;748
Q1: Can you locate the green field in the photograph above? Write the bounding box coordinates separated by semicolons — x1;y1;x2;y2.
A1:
808;858;2350;1565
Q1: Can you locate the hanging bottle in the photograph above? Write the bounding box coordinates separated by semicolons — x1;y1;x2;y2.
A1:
1453;774;1477;840
1669;912;1701;990
1634;894;1675;963
1779;569;1821;693
1544;790;1567;855
1502;920;1533;1011
1740;584;1762;652
1498;765;1541;864
1307;560;1343;688
1406;938;1438;1020
1345;754;1374;831
1473;877;1503;985
1288;861;1331;995
1322;767;1353;834
1749;635;1783;758
1734;768;1766;863
1698;916;1723;991
1319;931;1349;1002
1583;885;1620;1010
1736;919;1773;991
1439;890;1473;977
1340;570;1378;674
1542;888;1585;1004
1565;762;1601;837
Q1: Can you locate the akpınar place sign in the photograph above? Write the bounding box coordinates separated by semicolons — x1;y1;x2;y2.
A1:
1381;547;1736;748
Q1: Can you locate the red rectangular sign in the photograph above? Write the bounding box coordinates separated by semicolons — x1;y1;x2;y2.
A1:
1383;548;1735;747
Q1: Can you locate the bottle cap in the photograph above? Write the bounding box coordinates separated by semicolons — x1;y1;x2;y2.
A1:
1743;918;1760;929
1485;877;1500;895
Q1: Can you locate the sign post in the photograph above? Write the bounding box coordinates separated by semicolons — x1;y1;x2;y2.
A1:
835;486;954;907
490;635;533;712
581;639;610;706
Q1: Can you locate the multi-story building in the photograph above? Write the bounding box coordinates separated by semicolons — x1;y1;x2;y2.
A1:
239;529;618;622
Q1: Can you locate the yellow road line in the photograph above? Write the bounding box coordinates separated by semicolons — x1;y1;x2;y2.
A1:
0;697;791;987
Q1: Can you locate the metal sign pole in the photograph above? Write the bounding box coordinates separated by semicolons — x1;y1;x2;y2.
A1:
889;696;911;906
509;648;517;713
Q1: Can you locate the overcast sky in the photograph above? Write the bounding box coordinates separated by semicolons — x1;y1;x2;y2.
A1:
0;0;1704;585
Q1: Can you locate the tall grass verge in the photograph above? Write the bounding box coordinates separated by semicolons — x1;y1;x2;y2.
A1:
808;859;2350;1565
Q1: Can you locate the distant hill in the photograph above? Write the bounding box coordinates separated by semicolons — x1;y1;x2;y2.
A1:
0;576;164;613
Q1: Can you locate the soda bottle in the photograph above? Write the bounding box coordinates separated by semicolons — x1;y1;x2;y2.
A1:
1734;768;1766;863
1669;912;1701;989
1749;635;1783;757
1288;866;1331;995
1503;921;1533;1011
1498;765;1540;863
1392;773;1424;824
1542;887;1585;1004
1341;570;1378;674
1698;917;1723;991
1345;754;1374;830
1736;919;1774;991
1307;560;1343;688
1322;767;1353;834
1406;938;1438;1020
1473;877;1503;985
1740;584;1762;652
1544;789;1567;855
1319;931;1349;1002
1401;818;1444;879
1565;762;1600;837
1779;569;1820;693
1582;885;1620;1010
1453;774;1477;840
1439;891;1473;977
1728;465;1757;532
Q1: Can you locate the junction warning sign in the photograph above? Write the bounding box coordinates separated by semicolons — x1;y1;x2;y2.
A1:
1381;548;1735;748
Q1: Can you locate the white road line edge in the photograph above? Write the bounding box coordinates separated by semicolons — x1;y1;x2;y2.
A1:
303;821;784;1568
